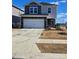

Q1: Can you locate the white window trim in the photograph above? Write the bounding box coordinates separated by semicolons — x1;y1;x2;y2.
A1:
29;7;38;14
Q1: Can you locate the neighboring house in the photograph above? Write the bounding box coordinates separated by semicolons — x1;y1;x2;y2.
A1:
12;5;24;28
21;2;57;28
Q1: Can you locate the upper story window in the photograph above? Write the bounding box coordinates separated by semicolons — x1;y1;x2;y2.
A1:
48;8;51;13
29;7;38;14
30;8;33;14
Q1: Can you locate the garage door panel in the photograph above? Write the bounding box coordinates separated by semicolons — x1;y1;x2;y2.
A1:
23;19;44;28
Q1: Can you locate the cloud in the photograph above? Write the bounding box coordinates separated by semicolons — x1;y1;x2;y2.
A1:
56;13;67;23
60;0;67;3
57;13;67;18
50;0;66;5
50;1;59;5
56;17;67;23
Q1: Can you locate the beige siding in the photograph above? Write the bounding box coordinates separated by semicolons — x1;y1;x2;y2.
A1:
41;5;57;19
12;7;24;16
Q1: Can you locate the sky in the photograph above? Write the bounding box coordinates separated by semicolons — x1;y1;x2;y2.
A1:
12;0;67;23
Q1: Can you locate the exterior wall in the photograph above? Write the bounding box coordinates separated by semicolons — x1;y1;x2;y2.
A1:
12;7;24;16
25;2;41;14
25;3;57;19
12;15;21;23
41;5;57;19
25;6;29;14
12;6;24;28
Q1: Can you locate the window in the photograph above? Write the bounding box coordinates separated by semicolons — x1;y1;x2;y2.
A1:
30;8;33;14
34;8;38;14
48;8;51;13
29;7;38;14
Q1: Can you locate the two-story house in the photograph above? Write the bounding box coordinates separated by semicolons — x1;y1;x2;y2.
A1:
21;2;57;28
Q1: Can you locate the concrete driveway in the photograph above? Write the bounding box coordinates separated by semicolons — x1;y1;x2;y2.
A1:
12;29;67;59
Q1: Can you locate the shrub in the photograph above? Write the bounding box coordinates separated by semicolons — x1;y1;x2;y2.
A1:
56;25;61;30
55;24;61;30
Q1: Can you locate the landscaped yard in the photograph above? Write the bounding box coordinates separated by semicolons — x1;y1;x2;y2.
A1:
40;29;67;39
37;43;67;53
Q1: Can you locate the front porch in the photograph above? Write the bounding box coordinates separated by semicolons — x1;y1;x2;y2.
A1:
45;18;55;29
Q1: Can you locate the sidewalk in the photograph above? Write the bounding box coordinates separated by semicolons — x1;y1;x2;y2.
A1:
37;39;67;44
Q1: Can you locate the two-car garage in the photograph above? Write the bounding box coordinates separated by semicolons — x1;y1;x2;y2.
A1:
23;18;45;28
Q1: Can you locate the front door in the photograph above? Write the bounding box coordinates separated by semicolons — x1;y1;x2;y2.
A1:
47;19;55;28
48;19;52;27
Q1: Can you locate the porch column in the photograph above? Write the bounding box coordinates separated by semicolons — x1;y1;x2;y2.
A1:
21;17;23;28
44;18;47;29
51;19;55;28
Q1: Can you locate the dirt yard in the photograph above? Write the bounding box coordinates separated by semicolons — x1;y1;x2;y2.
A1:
37;43;67;53
40;29;67;39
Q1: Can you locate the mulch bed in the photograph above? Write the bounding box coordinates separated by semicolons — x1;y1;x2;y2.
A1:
37;43;67;53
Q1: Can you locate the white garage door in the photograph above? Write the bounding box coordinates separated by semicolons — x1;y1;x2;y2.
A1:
23;18;44;28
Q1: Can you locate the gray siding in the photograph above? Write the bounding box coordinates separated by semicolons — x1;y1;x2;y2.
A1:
12;6;24;28
24;2;57;19
25;2;42;14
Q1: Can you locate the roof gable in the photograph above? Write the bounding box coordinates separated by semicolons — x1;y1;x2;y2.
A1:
25;1;42;6
25;2;57;7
